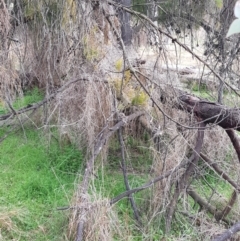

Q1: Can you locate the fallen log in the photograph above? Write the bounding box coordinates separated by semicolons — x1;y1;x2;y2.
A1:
179;95;240;131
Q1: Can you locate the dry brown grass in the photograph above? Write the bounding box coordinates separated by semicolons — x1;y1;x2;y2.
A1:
0;207;25;238
54;80;113;148
68;191;123;241
0;65;22;104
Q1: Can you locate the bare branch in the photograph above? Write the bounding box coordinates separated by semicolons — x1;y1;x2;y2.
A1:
225;129;240;162
110;158;190;205
75;110;145;241
215;190;237;222
0;77;107;121
166;122;206;233
118;123;142;226
187;187;230;224
212;221;240;241
200;153;239;191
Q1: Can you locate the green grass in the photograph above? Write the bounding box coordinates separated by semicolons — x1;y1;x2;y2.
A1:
14;87;44;109
0;127;82;240
94;136;157;240
0;87;44;114
101;134;238;240
189;81;216;101
190;82;240;107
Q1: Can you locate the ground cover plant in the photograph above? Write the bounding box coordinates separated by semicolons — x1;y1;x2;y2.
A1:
0;125;82;240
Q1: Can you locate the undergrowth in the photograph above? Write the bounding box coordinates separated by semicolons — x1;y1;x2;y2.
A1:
93;132;237;240
0;88;236;240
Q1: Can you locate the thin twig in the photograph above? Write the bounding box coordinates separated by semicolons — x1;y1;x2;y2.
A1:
118;125;142;226
110;157;190;205
0;77;107;121
200;153;239;191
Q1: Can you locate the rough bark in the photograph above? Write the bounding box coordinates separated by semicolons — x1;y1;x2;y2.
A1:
179;95;240;131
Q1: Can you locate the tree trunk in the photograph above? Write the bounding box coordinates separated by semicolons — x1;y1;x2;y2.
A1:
117;0;132;46
146;0;158;21
0;0;10;63
217;0;235;104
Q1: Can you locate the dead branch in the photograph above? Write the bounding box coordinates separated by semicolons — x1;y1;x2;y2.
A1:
225;129;240;162
74;110;145;241
0;77;101;121
118;125;142;226
58;160;189;211
187;187;229;224
165;122;206;233
212;221;240;241
110;157;190;205
215;190;237;222
180;97;240;222
200;153;239;221
187;187;218;216
200;153;239;191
